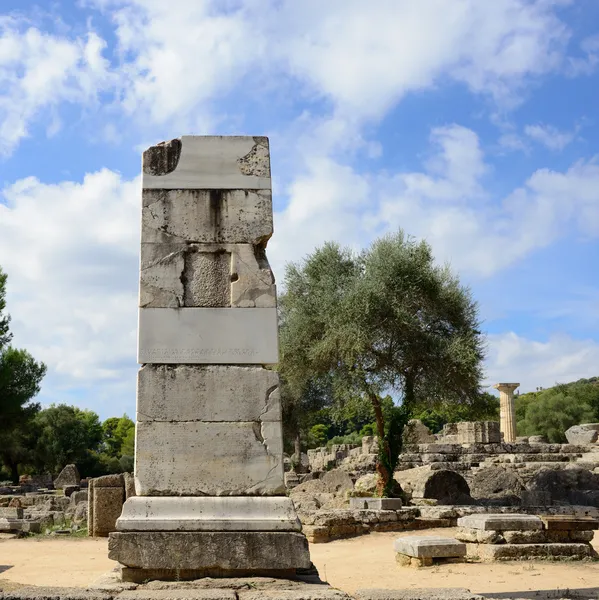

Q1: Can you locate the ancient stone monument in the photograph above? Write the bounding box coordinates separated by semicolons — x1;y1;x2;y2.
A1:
494;382;519;442
109;136;311;581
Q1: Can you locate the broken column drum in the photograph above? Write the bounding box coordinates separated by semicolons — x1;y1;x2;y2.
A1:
109;136;311;580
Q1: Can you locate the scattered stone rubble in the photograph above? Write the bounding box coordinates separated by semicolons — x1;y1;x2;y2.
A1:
455;513;598;561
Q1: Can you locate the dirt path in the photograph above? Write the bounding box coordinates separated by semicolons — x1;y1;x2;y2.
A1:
0;530;598;596
309;528;599;597
0;537;115;588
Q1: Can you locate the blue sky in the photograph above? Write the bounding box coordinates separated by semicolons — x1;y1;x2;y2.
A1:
0;0;598;420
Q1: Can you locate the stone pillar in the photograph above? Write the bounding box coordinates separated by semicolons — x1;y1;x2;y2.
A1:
494;383;520;443
108;136;311;581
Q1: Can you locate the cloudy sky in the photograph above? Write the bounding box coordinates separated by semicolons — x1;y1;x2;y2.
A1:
1;0;598;420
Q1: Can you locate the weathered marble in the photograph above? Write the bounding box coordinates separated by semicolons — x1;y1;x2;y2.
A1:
116;496;301;531
137;308;279;364
142;136;271;190
134;421;285;496
137;365;280;423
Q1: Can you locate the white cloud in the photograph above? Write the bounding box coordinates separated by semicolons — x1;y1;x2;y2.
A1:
524;123;577;150
485;332;599;392
90;0;572;135
272;124;599;280
0;170;139;416
0;18;111;156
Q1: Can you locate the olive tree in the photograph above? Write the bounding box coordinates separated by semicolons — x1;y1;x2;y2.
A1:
279;231;485;495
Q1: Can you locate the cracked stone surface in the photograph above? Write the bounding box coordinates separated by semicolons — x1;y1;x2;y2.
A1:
135;421;285;496
139;243;275;309
142;189;272;245
136;365;280;423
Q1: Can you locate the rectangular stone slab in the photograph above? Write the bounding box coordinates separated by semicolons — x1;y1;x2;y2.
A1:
134;421;285;496
108;531;312;570
137;365;280;422
142;136;271;190
393;536;466;558
469;542;593;561
541;516;599;530
350;498;403;510
456;514;543;531
142;190;273;246
138;308;279;364
116;496;301;531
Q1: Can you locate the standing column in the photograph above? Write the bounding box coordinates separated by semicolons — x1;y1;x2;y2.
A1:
494;383;520;443
108;136;311;582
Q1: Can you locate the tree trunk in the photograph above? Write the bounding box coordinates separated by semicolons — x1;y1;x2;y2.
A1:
404;372;415;410
9;462;19;486
368;391;392;496
294;433;301;459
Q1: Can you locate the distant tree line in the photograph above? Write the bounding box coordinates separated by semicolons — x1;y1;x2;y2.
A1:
0;266;135;483
516;377;599;443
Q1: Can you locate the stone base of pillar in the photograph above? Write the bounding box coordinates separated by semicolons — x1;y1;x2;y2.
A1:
108;531;312;578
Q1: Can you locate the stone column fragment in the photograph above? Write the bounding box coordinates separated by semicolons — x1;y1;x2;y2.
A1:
494;382;520;443
109;136;310;580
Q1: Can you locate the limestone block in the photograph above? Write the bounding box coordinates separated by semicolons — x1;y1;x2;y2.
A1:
565;424;599;445
108;531;311;571
92;486;125;537
142;190;272;246
454;527;503;544
402;420;435;445
454;422;500;444
239;589;350;600
142;136;271;190
541;515;599;530
53;464;80;489
140;243;276;309
0;507;23;518
472;542;593;561
134;421;285;496
457;514;543;531
137;365;280;423
137;307;279;365
393;536;466;558
117;496;301;532
121;591;236;600
349;498;403;510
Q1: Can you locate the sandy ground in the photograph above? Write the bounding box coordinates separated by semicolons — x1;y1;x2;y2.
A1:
0;529;598;597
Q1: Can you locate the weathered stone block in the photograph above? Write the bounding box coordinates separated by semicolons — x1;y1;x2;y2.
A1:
54;464;80;489
91;486;124;537
134;421;285;496
142;189;272;246
140;243;276;309
0;507;23;518
116;496;301;531
393;536;466;558
137;307;279;365
541;515;599;530
471;542;593;561
565;424;599;445
108;531;311;572
137;365;280;423
349;498;403;510
142;136;271;190
457;514;543;531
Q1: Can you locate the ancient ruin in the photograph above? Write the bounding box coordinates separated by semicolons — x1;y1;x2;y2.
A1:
107;136;311;581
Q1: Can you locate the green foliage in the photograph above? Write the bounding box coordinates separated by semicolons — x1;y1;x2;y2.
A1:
31;404;103;475
327;431;363;448
516;382;598;442
279;232;486;490
308;424;329;447
359;423;377;436
378;405;411;497
102;414;135;458
0;268;47;483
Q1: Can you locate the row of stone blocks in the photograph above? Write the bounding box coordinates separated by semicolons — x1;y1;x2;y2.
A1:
394;514;598;567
